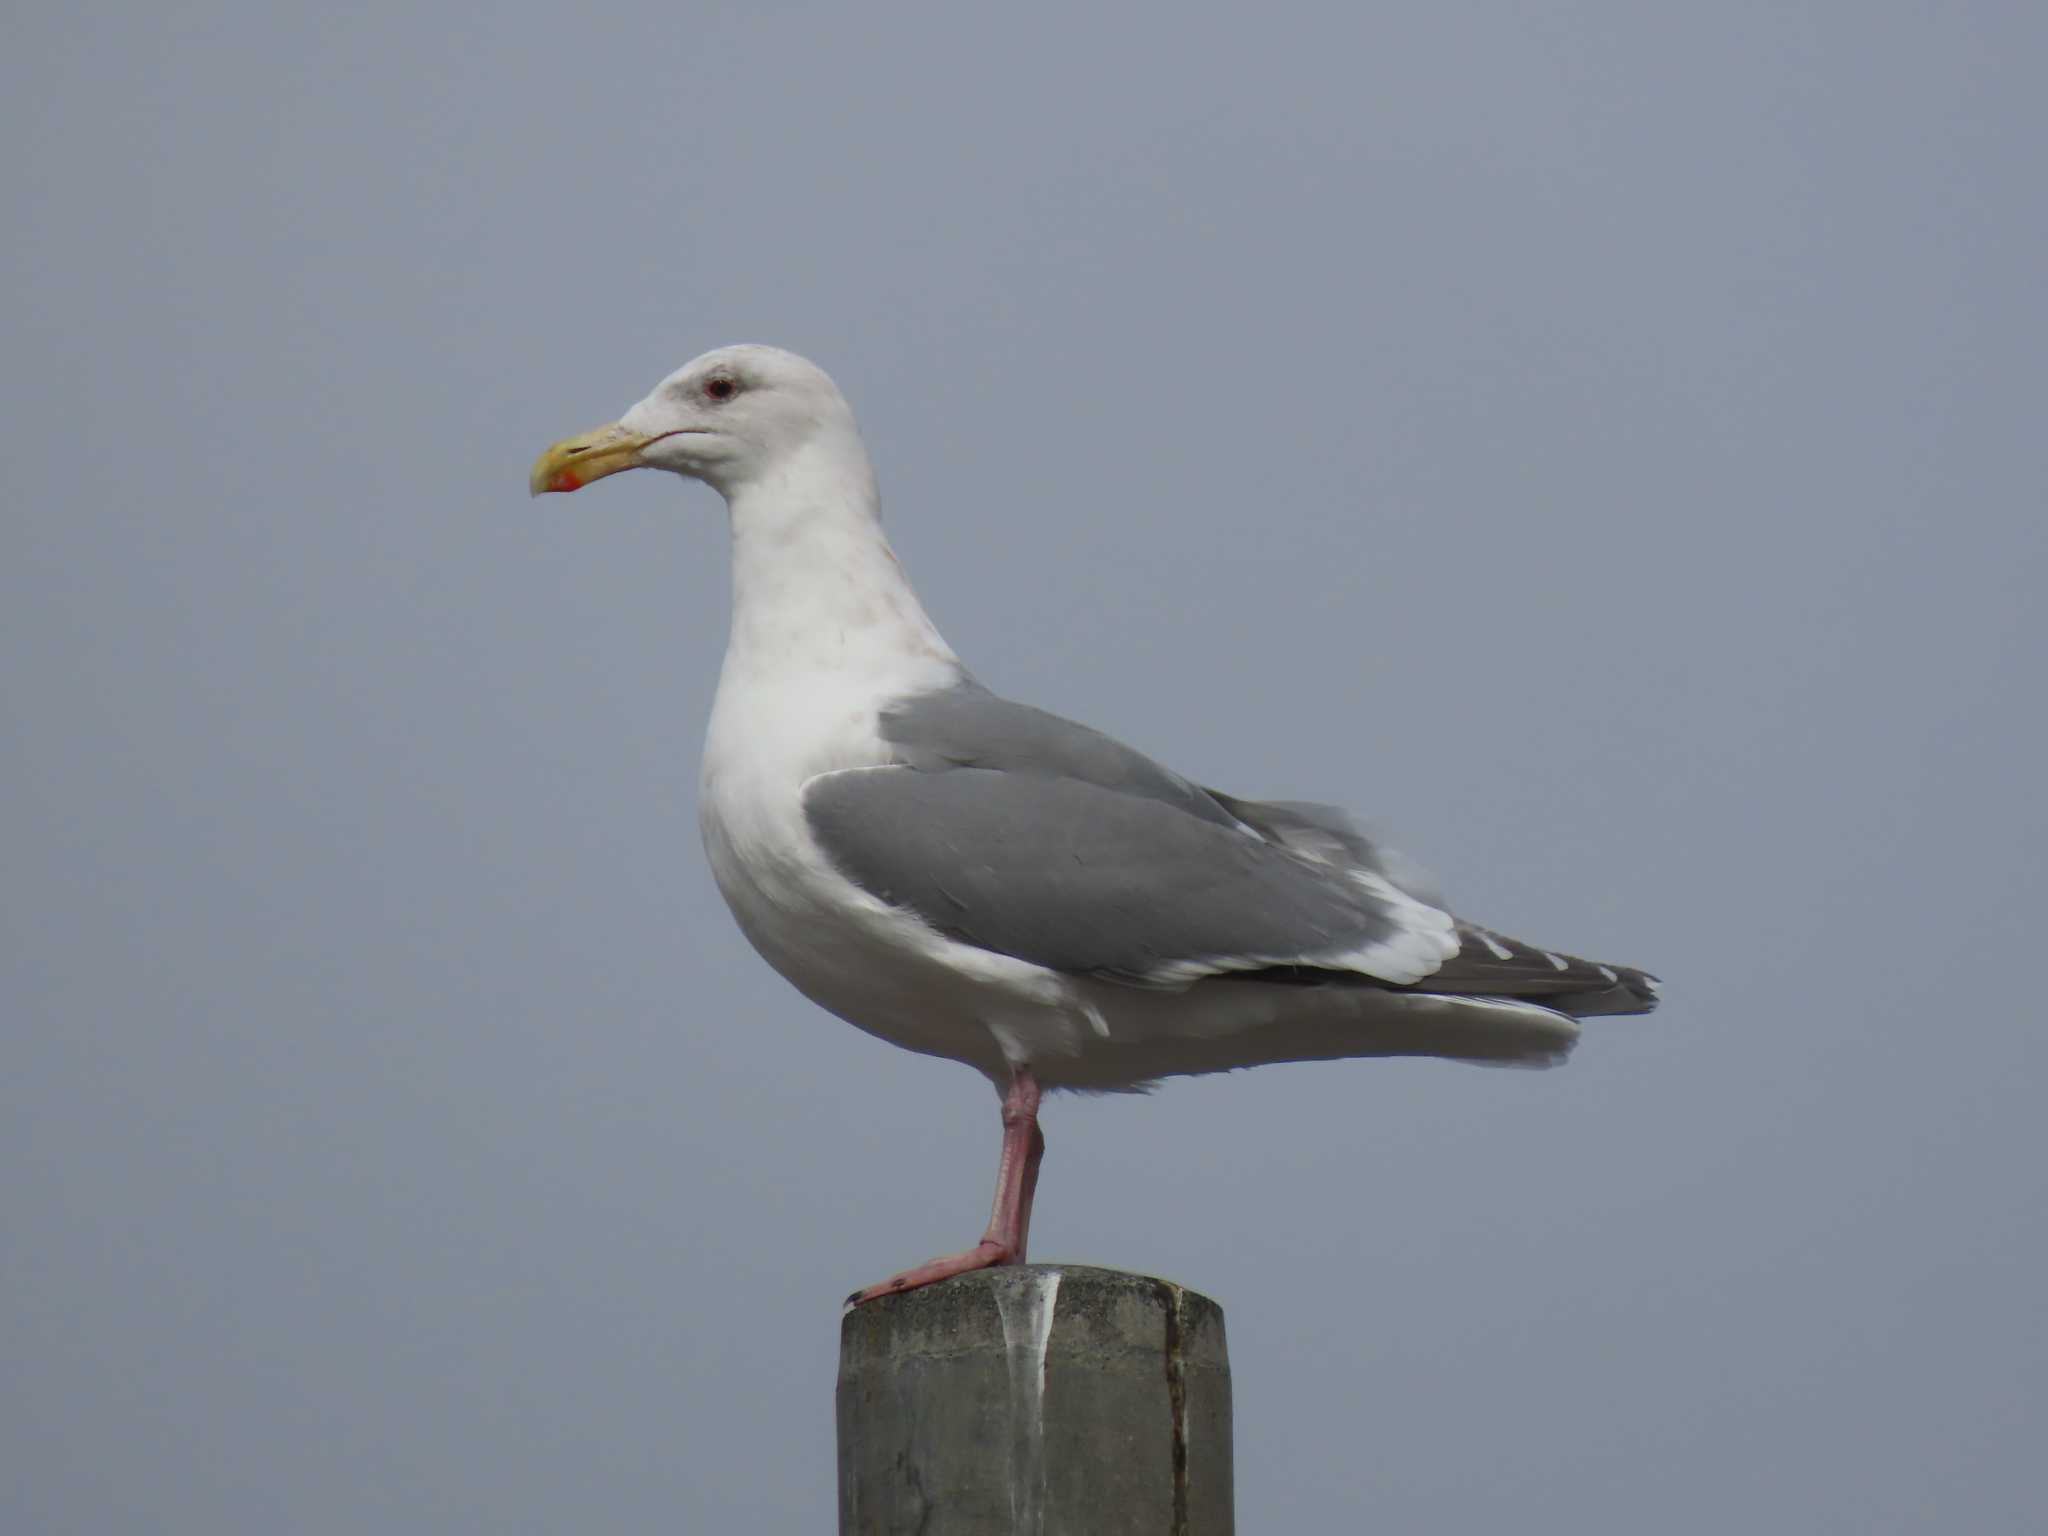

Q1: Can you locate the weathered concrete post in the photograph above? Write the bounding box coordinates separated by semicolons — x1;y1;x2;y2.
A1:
838;1265;1233;1534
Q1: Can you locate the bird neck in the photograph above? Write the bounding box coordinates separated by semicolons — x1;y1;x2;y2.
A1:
718;434;961;693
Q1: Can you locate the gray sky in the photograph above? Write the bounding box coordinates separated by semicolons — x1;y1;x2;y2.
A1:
5;2;2044;1530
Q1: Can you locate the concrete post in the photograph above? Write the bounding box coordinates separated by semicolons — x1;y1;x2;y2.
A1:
837;1265;1233;1534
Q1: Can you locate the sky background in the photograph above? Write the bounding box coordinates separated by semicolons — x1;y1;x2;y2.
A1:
5;2;2044;1530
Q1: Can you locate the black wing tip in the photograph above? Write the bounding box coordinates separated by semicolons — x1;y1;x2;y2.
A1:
1559;964;1662;1017
1424;923;1663;1018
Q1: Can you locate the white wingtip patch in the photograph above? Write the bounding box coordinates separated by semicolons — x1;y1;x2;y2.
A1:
1316;870;1459;984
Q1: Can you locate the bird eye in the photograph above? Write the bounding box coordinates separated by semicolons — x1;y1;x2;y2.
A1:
704;377;738;402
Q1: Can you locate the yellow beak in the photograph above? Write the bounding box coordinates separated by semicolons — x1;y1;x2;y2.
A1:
528;421;658;496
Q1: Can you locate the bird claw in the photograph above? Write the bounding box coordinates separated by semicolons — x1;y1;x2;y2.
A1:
845;1239;1016;1306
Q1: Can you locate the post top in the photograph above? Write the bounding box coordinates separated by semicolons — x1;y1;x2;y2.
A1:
839;1264;1227;1369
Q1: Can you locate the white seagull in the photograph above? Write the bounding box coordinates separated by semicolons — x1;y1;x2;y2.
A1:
530;345;1659;1303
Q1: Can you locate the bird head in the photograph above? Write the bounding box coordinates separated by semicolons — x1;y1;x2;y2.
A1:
529;345;856;500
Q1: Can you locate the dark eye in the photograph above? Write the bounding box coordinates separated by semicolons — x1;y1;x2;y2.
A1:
704;377;738;402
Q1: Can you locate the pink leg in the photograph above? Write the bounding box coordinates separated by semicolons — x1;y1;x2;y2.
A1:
1014;1120;1046;1257
848;1066;1044;1306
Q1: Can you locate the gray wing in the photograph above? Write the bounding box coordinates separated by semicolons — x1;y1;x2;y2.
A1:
830;680;1658;1013
803;766;1457;988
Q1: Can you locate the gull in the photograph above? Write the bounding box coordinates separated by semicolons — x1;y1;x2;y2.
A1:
530;346;1658;1302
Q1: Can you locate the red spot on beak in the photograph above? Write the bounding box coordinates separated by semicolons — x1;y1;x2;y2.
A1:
554;469;582;492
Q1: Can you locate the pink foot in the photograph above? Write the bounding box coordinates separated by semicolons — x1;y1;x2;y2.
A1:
846;1238;1017;1306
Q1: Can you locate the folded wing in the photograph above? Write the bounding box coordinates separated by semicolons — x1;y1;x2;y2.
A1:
803;765;1459;988
804;680;1657;1018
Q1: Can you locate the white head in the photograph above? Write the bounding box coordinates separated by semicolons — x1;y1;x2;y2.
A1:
530;345;862;501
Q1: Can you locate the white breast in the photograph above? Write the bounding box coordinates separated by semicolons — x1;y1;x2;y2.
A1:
700;658;1090;1079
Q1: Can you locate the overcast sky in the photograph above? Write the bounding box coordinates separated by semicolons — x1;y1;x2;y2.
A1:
5;3;2044;1531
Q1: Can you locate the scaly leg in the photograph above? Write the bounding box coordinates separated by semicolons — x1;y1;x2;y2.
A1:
848;1066;1043;1306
